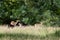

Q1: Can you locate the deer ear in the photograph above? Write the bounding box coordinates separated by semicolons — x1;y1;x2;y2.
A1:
16;22;20;26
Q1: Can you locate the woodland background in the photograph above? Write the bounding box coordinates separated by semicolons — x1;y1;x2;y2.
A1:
0;0;60;26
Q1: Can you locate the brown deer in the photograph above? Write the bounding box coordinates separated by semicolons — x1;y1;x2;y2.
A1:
8;20;20;28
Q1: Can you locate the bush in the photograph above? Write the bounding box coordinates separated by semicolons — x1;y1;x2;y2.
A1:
0;0;60;26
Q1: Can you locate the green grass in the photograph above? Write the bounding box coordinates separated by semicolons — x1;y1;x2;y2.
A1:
0;33;48;40
0;32;60;40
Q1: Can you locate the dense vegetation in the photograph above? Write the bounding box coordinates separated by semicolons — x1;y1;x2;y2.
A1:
0;0;60;26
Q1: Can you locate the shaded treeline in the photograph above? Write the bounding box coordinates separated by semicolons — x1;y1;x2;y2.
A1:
0;0;60;26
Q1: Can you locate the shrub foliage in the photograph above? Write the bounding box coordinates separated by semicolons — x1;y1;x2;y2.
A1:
0;0;60;26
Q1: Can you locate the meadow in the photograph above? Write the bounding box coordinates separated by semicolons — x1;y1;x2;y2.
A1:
0;24;60;40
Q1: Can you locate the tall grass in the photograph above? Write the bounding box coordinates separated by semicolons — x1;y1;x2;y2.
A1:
0;25;60;40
